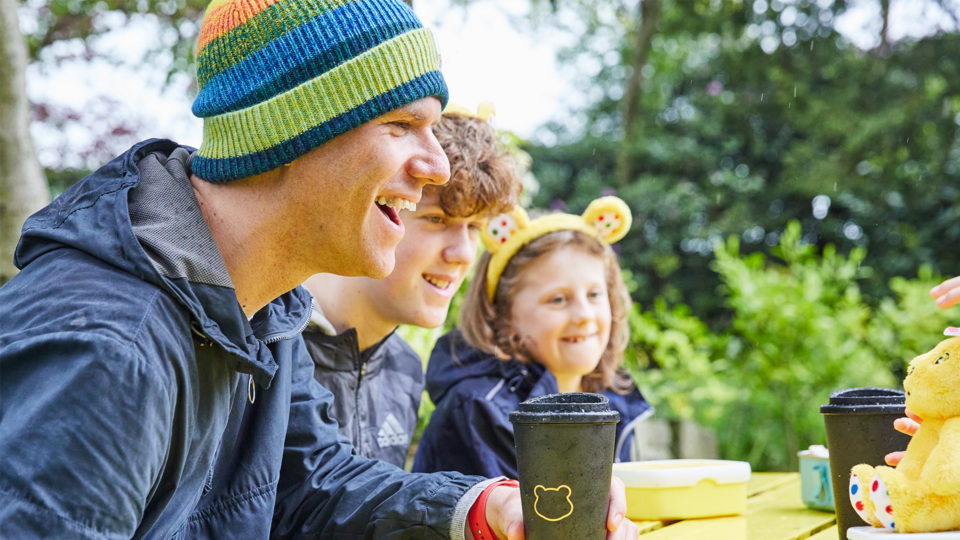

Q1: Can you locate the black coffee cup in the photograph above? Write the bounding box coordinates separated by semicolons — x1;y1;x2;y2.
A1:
509;393;620;540
820;387;910;540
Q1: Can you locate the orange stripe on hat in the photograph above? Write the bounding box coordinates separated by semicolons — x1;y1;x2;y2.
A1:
196;0;281;54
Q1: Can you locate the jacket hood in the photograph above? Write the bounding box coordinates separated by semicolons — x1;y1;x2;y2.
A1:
425;330;551;404
14;139;310;386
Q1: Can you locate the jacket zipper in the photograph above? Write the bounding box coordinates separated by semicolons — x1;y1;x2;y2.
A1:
355;360;366;452
249;312;311;403
262;313;311;345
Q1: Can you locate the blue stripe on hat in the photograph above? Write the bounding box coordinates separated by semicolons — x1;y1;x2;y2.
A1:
191;71;447;182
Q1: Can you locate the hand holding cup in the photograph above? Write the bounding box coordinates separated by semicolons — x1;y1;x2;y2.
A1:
483;477;639;540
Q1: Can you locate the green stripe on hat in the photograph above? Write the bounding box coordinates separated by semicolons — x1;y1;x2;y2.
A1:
196;27;440;162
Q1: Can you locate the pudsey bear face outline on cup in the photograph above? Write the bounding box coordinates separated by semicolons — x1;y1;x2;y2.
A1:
533;484;575;522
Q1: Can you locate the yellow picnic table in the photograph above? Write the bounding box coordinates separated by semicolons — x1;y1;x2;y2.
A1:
631;472;843;540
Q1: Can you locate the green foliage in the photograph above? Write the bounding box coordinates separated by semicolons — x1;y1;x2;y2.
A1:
867;266;956;376
710;222;896;471
522;0;960;324
626;221;956;471
624;298;735;425
22;0;206;73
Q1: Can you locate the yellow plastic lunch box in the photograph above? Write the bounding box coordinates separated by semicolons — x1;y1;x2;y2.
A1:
612;459;752;520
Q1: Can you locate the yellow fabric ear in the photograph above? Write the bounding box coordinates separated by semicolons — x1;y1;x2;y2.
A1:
482;206;529;254
443;101;496;123
581;196;632;244
475;102;496;123
482;196;634;302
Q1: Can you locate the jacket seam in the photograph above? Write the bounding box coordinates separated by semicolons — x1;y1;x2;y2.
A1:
22;184;130;233
185;480;278;524
0;486;118;539
126;288;179;404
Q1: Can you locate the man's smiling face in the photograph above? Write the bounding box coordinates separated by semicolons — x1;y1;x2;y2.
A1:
283;97;450;279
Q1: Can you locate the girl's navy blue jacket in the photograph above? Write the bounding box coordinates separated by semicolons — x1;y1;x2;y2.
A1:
413;330;653;478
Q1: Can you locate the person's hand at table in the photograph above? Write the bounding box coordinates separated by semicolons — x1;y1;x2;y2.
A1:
480;475;640;540
884;408;921;466
930;276;960;309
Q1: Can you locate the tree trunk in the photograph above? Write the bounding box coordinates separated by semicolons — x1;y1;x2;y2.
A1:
0;0;49;284
616;0;661;188
878;0;890;51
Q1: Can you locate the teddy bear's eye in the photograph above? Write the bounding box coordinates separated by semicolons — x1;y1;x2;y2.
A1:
907;365;915;375
936;356;945;364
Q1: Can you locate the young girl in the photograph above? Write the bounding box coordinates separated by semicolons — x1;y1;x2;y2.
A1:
412;196;652;478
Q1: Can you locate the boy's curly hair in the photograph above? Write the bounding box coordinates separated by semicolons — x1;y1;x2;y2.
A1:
426;113;521;218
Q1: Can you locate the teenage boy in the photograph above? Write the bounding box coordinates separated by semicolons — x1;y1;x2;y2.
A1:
303;107;521;467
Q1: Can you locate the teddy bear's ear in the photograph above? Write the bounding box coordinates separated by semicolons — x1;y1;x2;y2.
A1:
581;196;632;245
559;485;571;496
534;485;545;495
482;206;530;253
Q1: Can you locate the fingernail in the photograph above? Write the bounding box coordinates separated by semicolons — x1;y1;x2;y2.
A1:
613;512;624;528
931;286;940;296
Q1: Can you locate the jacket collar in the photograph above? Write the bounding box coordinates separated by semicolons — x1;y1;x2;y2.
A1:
305;300;395;374
16;139;311;386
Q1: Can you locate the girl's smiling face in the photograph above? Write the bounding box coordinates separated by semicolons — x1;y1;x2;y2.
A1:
508;246;612;391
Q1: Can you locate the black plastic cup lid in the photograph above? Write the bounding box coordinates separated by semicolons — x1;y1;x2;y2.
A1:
509;392;621;424
820;387;905;414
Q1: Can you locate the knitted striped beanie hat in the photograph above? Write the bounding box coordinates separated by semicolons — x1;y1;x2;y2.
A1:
191;0;448;182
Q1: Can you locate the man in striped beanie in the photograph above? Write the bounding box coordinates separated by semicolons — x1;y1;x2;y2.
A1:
0;0;636;538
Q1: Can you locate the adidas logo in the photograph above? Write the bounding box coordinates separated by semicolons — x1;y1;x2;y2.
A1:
376;413;408;448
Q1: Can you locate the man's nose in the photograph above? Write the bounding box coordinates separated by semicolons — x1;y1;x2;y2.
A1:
408;132;449;187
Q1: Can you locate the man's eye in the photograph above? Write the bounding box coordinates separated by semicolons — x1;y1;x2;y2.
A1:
547;296;565;305
588;289;604;299
425;216;444;224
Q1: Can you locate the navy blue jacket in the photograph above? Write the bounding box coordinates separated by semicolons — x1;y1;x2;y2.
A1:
412;330;653;478
0;140;485;539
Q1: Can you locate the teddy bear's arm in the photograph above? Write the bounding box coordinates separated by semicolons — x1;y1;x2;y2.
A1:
897;422;938;478
919;417;960;495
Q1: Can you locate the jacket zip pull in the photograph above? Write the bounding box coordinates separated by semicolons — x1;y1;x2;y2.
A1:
247;375;256;404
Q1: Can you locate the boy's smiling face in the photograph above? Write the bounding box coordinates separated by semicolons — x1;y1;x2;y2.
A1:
355;190;487;329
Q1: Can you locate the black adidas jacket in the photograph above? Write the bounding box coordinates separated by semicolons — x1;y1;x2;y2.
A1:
302;303;424;468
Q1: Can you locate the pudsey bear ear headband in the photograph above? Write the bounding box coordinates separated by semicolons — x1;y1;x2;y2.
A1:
443;101;496;124
481;195;633;302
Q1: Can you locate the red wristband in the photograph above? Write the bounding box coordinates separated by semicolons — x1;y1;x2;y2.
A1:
468;478;520;540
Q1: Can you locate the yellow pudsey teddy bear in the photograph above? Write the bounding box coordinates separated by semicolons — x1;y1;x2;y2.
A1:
849;335;960;532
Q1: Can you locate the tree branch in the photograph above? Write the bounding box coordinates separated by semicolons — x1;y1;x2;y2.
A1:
616;0;661;187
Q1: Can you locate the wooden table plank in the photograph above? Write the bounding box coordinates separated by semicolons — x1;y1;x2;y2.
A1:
809;526;841;540
748;472;798;497
634;515;748;539
744;476;836;540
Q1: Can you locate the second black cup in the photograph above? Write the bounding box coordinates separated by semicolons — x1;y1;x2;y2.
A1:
820;387;911;540
509;392;620;540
